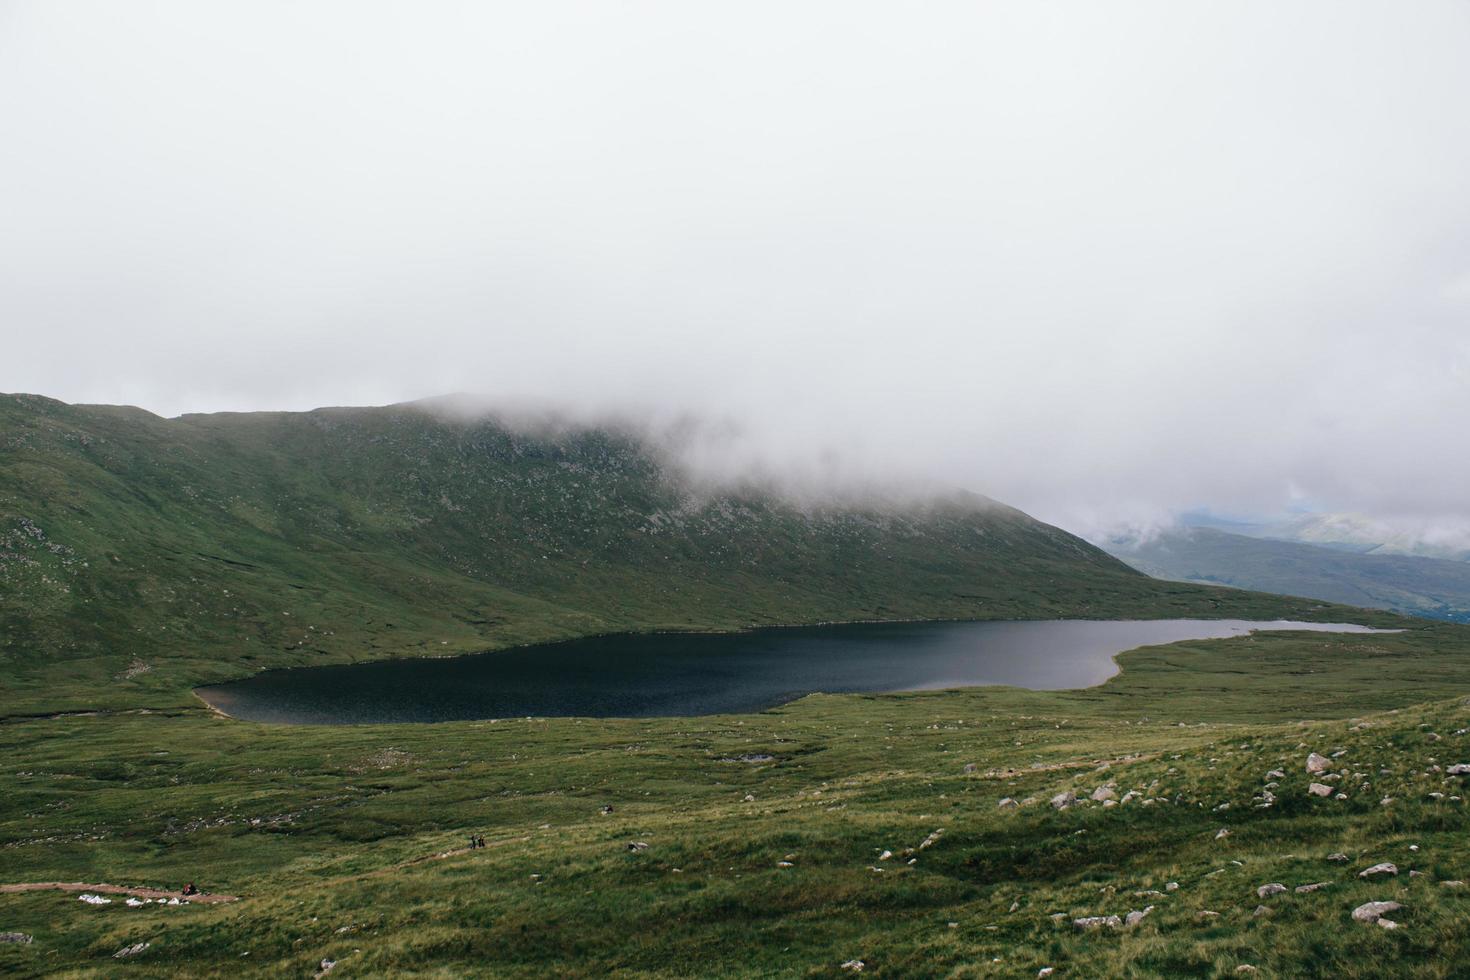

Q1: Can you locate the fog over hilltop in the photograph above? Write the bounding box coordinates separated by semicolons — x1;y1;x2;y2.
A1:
2;2;1468;543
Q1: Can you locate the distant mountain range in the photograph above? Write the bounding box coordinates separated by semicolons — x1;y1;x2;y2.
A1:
1177;510;1470;562
1107;526;1470;623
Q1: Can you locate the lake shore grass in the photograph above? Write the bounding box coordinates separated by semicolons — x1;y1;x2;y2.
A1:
4;620;1470;976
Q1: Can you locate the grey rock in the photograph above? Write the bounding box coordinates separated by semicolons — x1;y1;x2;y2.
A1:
1073;915;1122;929
1352;900;1401;924
1295;882;1331;894
1050;791;1077;809
1257;883;1288;898
1359;862;1398;879
1307;752;1331;774
1308;782;1333;797
0;933;32;945
114;943;151;959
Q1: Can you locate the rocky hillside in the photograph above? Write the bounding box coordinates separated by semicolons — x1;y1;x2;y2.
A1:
0;393;1330;711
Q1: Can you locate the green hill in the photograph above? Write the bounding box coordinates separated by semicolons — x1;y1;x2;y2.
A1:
8;393;1470;977
1108;527;1470;623
0;393;1322;715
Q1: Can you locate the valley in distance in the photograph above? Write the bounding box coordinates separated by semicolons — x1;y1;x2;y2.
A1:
3;393;1469;977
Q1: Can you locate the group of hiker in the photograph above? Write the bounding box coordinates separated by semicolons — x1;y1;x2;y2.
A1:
468;834;486;850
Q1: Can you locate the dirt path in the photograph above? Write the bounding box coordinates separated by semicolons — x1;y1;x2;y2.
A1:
0;882;237;904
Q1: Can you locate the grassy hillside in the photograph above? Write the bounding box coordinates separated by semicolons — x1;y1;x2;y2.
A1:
7;393;1468;977
4;623;1470;977
1;393;1343;714
1109;528;1470;623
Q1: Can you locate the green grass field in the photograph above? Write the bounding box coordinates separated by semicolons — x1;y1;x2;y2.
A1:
5;620;1470;977
5;396;1470;976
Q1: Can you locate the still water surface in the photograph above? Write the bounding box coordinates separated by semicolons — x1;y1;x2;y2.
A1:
195;619;1391;724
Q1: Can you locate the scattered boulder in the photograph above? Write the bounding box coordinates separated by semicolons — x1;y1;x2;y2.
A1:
1352;901;1402;925
1326;853;1349;863
1307;753;1331;774
1295;882;1331;894
1073;915;1122;930
316;958;336;978
1257;883;1288;898
627;841;650;852
1308;783;1333;797
1091;786;1116;802
1125;906;1153;926
1252;905;1270;917
1359;863;1398;879
1038;969;1055;978
840;960;865;973
0;933;32;945
114;942;150;959
1448;764;1470;776
1215;828;1231;840
1165;882;1179;892
1051;791;1078;810
997;797;1018;809
964;763;978;773
1266;769;1286;780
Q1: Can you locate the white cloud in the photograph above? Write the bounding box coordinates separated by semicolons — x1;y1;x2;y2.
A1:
2;1;1468;537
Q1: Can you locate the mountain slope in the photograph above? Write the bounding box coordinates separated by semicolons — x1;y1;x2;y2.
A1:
1;393;1350;712
1180;511;1470;562
1109;526;1470;622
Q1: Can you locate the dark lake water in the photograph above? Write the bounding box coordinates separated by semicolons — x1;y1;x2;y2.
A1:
194;619;1393;725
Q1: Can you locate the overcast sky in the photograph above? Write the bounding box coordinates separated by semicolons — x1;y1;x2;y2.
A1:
2;2;1468;539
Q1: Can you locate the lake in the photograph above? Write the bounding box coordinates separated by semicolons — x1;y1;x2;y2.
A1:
194;618;1394;724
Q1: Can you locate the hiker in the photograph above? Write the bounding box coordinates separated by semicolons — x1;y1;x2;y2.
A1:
182;882;199;896
468;835;477;850
477;835;485;848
